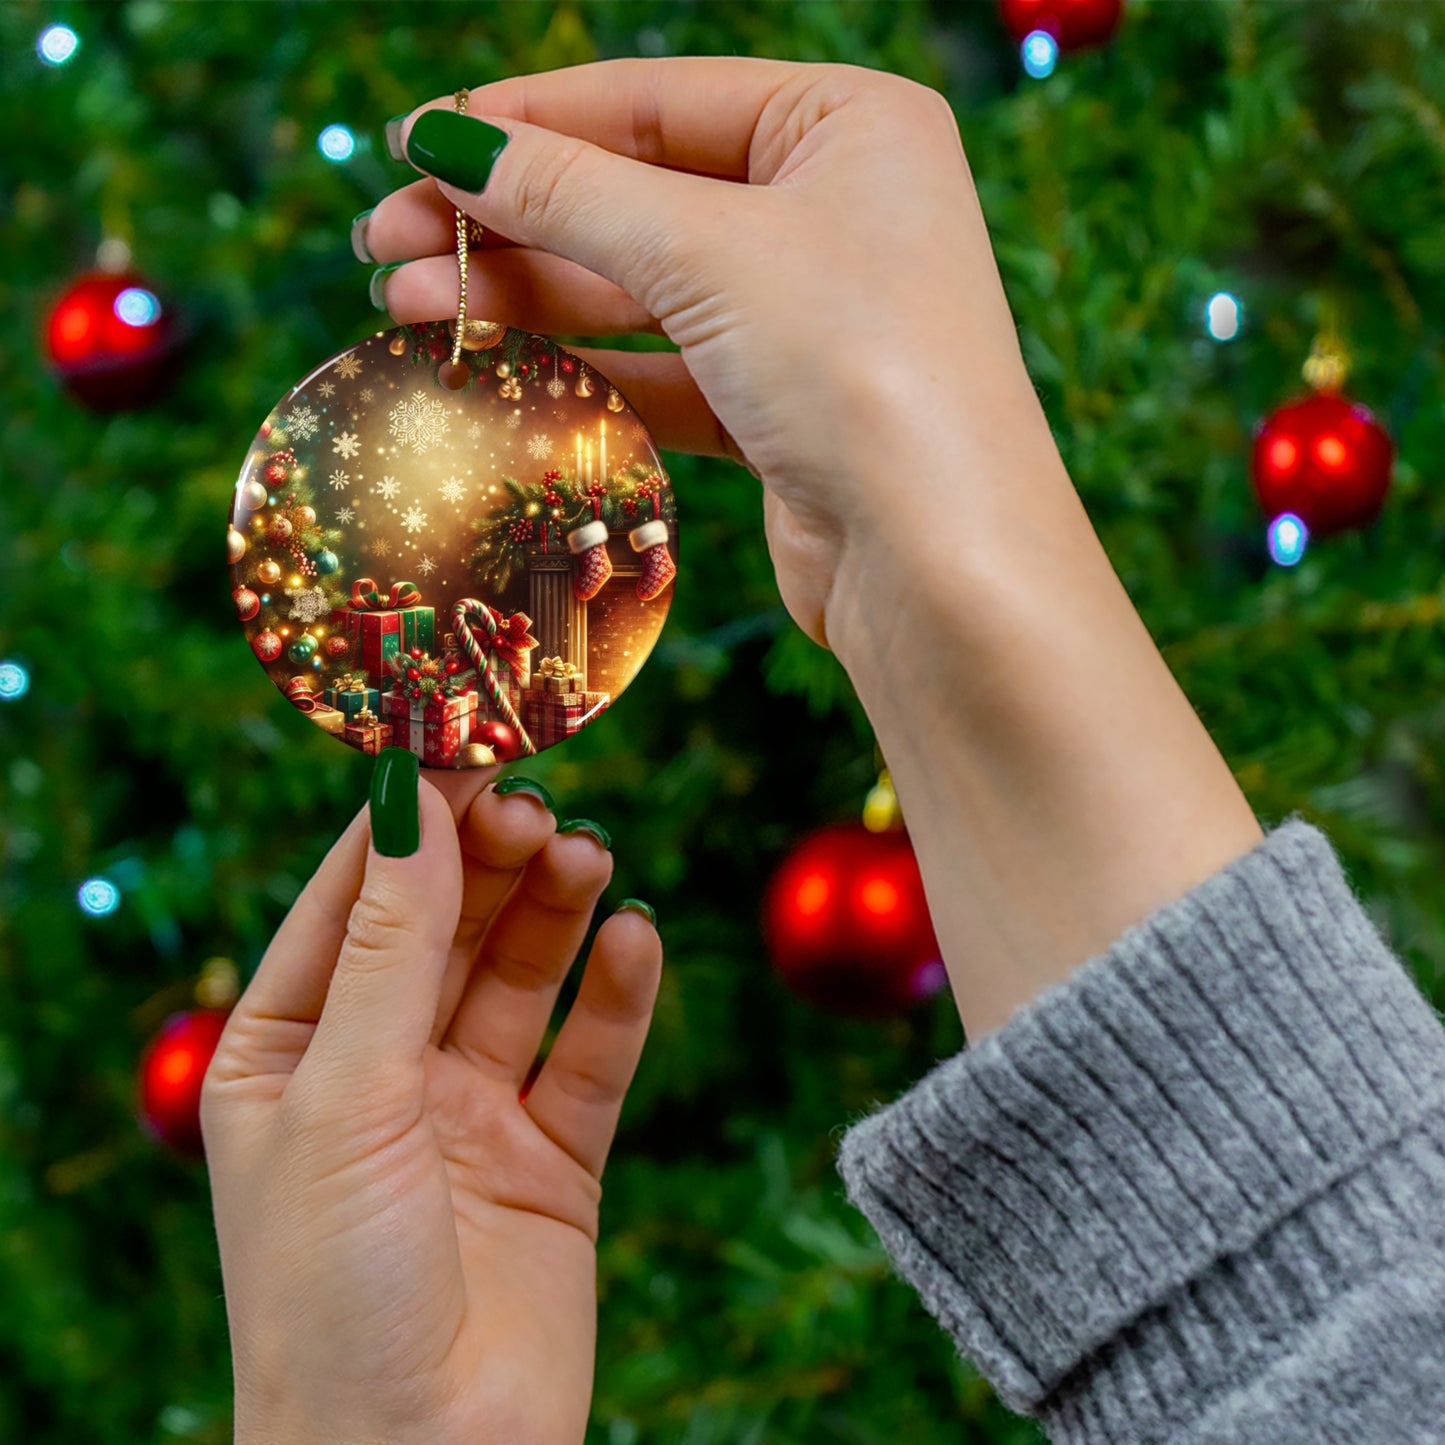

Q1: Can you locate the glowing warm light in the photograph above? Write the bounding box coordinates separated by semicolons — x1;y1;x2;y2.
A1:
794;873;831;917
1267;512;1308;567
1021;29;1058;78
318;124;356;162
38;24;79;65
78;878;120;916
1267;436;1298;474
859;877;900;918
159;1047;197;1087
1205;291;1241;341
114;287;161;327
1315;434;1347;468
0;661;29;700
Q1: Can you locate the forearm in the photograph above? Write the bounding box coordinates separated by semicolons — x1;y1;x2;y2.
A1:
827;386;1262;1040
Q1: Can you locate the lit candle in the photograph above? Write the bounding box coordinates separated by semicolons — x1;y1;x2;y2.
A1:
600;418;607;484
574;431;582;481
586;441;593;485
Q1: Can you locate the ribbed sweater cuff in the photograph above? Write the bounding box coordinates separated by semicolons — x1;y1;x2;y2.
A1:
836;815;1445;1422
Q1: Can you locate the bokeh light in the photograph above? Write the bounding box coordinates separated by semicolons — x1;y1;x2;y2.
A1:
1267;512;1308;567
0;661;29;700
37;24;79;66
78;878;121;917
1205;291;1242;341
114;287;162;328
318;124;356;162
1021;30;1059;79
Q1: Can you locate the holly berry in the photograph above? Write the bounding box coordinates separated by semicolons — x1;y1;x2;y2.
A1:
560;357;576;374
410;647;424;659
406;667;421;681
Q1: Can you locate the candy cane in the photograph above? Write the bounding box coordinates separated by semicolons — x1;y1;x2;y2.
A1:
451;598;536;754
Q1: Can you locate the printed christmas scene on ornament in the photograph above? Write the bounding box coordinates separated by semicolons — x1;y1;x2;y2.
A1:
228;322;678;767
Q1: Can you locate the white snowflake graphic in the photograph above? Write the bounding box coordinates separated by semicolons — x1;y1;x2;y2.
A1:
329;469;350;491
374;476;401;500
317;381;336;398
547;376;566;399
369;537;391;558
288;404;319;439
332;431;361;459
416;554;438;577
284;586;329;624
439;477;468;504
466;422;483;442
401;505;429;534
335;506;355;523
360;387;374;403
629;421;649;442
333;353;364;379
387;389;451;453
505;410;523;430
526;433;554;461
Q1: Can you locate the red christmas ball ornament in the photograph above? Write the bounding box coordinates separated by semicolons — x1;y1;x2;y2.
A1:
998;0;1123;49
137;1008;231;1157
560;357;576;374
264;459;290;486
763;823;945;1017
267;516;294;546
252;629;283;662
475;720;523;762
323;634;352;660
233;586;260;622
44;269;182;410
1251;391;1393;537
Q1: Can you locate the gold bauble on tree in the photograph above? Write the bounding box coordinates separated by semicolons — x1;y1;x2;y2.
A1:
495;359;513;378
257;560;282;585
575;366;594;398
388;334;408;356
227;527;247;564
460;320;507;352
606;388;625;413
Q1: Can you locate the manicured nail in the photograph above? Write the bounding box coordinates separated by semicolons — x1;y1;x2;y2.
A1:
369;262;404;312
558;818;612;850
384;114;409;162
405;110;510;192
370;747;420;858
493;775;555;812
616;898;656;927
350;208;375;264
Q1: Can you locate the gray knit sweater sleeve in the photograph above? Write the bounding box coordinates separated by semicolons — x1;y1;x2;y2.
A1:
835;816;1445;1443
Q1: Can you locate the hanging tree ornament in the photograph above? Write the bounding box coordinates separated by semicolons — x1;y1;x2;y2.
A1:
136;957;240;1158
1251;317;1394;544
997;0;1124;52
226;91;677;768
763;770;945;1018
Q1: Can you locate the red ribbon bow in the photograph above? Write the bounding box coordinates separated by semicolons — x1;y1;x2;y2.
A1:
347;577;422;612
487;610;540;671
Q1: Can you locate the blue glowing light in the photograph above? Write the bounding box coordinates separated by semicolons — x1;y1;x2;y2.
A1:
114;287;161;328
318;124;356;162
0;661;30;700
1205;291;1242;342
1021;30;1059;79
1267;512;1308;567
38;24;79;66
78;878;121;917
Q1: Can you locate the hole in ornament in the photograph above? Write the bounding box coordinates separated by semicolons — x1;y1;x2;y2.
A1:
437;359;470;390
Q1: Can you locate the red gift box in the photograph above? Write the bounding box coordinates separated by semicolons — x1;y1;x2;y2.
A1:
343;718;393;756
382;689;479;768
522;688;610;749
332;578;435;689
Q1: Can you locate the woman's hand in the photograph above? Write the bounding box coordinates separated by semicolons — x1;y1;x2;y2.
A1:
361;60;1263;1041
202;757;661;1445
361;56;1053;656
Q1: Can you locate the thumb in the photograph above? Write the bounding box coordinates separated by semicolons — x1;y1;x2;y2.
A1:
395;105;739;316
300;748;463;1090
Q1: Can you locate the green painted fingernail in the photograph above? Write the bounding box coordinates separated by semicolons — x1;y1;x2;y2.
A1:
405;110;510;192
617;898;656;926
370;747;420;858
369;262;404;311
384;114;408;162
350;209;375;264
493;775;555;812
558;818;612;850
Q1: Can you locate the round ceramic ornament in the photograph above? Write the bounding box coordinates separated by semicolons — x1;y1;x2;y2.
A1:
228;323;677;766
